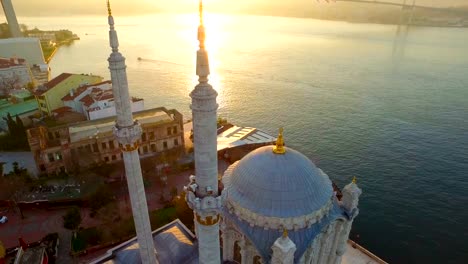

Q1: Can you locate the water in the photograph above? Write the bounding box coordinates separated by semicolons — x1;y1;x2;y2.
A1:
20;14;468;263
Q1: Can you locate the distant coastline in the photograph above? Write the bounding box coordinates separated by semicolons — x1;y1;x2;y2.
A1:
0;23;79;63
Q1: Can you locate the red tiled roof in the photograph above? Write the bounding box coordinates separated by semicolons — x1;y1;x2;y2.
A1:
34;73;73;95
61;80;112;101
52;106;72;114
62;85;88;101
98;93;114;101
79;94;95;107
0;57;26;69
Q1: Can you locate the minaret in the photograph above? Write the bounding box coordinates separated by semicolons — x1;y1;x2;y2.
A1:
1;0;22;38
335;177;362;264
106;1;158;263
185;1;222;263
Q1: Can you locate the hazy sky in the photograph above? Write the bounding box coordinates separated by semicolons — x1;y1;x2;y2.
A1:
2;0;468;17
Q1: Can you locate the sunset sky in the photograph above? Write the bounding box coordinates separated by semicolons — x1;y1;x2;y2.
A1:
2;0;467;17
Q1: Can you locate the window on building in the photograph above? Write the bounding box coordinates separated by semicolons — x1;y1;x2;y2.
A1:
55;152;62;160
104;156;109;162
48;132;54;140
102;142;107;149
174;138;179;146
143;146;148;154
254;256;262;264
167;127;172;136
149;131;155;140
47;153;54;162
173;126;178;134
40;103;47;108
111;155;116;161
92;143;99;152
54;131;60;139
142;133;147;142
40;164;46;172
163;141;168;150
151;144;156;152
234;241;241;263
109;141;115;149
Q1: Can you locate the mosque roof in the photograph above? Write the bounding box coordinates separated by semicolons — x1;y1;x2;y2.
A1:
223;145;334;218
90;219;199;264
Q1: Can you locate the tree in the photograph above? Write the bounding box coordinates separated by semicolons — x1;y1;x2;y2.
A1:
174;191;194;230
88;185;115;217
96;202;120;225
0;73;20;94
0;113;29;151
63;207;81;230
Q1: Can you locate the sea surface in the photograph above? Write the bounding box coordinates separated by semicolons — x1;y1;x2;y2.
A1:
20;14;468;263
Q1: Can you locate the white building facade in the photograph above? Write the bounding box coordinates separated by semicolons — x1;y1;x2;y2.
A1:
62;81;144;120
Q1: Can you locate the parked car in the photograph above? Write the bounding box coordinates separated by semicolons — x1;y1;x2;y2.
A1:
0;216;7;224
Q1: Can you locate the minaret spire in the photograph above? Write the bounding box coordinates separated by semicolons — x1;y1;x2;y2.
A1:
106;1;158;263
196;0;210;83
185;1;222;263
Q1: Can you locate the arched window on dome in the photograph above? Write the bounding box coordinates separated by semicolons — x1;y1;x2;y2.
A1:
253;255;262;264
234;241;242;263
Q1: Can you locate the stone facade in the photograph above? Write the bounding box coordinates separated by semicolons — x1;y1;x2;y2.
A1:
27;107;184;175
185;2;222;263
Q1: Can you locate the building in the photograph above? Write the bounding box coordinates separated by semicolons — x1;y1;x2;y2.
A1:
0;57;33;95
61;80;144;120
0;0;22;38
26;107;184;175
0;99;38;133
90;1;386;264
33;73;103;116
0;38;45;67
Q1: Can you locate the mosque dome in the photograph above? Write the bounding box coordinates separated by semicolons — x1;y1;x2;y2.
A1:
222;145;333;220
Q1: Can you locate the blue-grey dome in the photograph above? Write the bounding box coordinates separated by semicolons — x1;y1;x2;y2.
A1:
223;145;333;218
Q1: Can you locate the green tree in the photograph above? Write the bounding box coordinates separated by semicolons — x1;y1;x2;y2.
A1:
174;191;194;230
63;207;81;230
89;185;115;216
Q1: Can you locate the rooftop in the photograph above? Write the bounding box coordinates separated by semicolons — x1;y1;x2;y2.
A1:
14;245;46;264
217;126;276;151
0;57;26;69
61;80;112;101
90;219;198;264
68;107;176;143
33;73;103;96
0;99;38;118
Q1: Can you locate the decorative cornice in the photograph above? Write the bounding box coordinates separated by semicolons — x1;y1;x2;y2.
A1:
224;197;334;231
119;142;140;152
196;213;220;226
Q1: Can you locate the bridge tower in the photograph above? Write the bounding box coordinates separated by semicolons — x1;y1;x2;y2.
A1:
393;0;416;61
1;0;22;38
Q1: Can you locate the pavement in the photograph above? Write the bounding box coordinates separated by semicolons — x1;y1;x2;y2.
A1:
0;158;231;261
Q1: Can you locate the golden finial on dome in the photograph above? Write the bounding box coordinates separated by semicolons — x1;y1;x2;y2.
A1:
107;0;112;17
352;176;357;184
273;127;286;154
283;228;288;238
